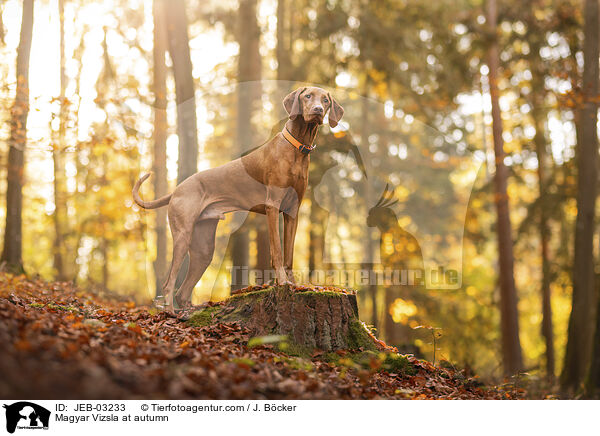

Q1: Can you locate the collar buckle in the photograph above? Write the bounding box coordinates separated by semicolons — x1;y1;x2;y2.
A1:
298;143;314;154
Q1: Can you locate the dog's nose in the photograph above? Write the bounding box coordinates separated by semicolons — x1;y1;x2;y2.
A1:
312;106;324;114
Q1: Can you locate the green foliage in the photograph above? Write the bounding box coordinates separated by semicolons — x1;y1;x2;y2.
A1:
247;335;288;347
45;303;78;313
295;290;341;298
231;357;256;368
347;320;379;351
82;318;106;329
187;306;223;327
230;287;276;300
325;350;416;376
273;355;314;371
277;341;314;358
382;353;415;375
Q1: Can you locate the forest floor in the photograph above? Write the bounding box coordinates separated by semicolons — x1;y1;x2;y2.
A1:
0;273;525;400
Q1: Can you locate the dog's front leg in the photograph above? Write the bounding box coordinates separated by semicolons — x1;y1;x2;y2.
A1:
283;212;299;283
265;203;290;285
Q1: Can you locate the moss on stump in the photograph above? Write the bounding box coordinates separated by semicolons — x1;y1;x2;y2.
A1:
188;285;385;353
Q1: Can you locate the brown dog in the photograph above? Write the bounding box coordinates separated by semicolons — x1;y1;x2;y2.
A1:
133;87;344;312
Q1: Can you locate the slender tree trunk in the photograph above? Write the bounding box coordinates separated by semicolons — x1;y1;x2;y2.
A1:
287;2;293;54
152;0;168;296
590;275;600;397
593;175;600;397
308;201;325;279
163;0;197;288
230;0;261;291
308;213;316;278
100;153;109;290
0;0;5;46
71;28;85;283
383;283;396;344
100;237;109;290
94;30;112;292
532;105;555;381
1;0;34;274
486;0;523;375
52;0;68;281
254;0;290;282
562;0;599;395
529;64;555;379
276;0;290;81
528;19;556;380
360;95;378;331
164;0;197;184
254;218;270;284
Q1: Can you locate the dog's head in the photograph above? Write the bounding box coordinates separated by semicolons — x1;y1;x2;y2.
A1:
283;86;344;127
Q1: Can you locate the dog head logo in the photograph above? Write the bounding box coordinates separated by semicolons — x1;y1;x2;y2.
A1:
3;402;50;433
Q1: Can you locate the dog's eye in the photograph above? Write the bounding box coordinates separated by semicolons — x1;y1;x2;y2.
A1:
323;98;329;104
305;94;311;99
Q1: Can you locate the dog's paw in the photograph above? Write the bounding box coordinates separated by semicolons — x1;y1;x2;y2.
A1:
174;295;191;311
163;306;178;317
277;280;294;289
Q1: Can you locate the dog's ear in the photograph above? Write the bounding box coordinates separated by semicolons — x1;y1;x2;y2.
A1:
327;93;344;128
283;87;306;120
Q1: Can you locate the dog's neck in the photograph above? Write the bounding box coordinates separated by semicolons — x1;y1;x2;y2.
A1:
284;118;319;147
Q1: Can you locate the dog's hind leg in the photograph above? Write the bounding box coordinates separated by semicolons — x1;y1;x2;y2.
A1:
175;218;219;306
162;216;194;313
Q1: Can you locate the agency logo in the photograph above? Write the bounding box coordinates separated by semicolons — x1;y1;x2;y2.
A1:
2;402;50;434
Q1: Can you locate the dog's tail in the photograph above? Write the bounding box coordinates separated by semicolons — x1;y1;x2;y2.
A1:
132;173;172;209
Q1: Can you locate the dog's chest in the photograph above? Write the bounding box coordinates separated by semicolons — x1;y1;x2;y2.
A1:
286;155;309;189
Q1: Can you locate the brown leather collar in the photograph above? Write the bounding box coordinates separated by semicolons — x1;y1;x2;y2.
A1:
282;126;315;155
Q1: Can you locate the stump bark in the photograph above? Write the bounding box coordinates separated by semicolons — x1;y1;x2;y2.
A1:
187;286;382;352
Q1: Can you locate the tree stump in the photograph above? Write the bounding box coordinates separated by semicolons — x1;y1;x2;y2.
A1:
187;285;385;353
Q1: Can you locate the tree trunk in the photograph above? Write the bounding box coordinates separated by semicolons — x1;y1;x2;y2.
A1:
254;217;270;284
533;108;555;381
71;28;85;283
188;286;384;353
152;0;168;296
562;0;599;395
1;0;34;274
590;277;600;397
276;0;290;81
535;113;555;380
360;95;378;331
384;285;399;345
163;0;197;287
0;0;5;46
230;0;261;291
253;0;290;281
100;153;109;291
308;201;325;279
527;16;556;381
486;0;523;375
52;0;68;281
100;237;109;291
164;0;197;184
